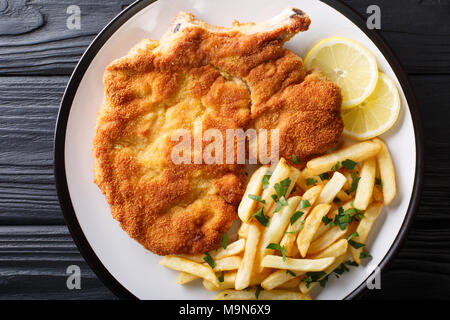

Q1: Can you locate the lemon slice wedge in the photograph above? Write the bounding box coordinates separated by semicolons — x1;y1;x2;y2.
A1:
304;37;379;109
342;73;401;140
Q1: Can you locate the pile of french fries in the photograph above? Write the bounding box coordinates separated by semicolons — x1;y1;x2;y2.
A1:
160;138;396;300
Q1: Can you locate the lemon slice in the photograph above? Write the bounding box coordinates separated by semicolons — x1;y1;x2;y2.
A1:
342;73;401;140
304;37;379;109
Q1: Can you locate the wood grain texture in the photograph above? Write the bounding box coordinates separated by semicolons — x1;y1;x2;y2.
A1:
0;225;116;299
0;0;449;75
0;77;66;224
0;0;134;75
0;0;448;300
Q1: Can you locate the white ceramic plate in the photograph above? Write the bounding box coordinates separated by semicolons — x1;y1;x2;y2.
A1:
55;0;424;300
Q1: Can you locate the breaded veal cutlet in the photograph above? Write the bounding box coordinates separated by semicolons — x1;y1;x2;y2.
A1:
93;8;343;255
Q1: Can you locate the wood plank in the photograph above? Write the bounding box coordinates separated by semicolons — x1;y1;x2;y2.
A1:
0;0;448;75
345;0;450;74
0;0;133;75
0;225;116;299
0;76;67;224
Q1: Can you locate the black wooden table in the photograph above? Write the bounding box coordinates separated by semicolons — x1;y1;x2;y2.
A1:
0;0;449;300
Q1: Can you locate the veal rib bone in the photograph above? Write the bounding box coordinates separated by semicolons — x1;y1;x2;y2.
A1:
159;7;311;50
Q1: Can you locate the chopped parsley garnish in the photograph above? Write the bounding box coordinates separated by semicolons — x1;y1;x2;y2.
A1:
290;211;304;225
375;178;383;188
348;240;365;249
302;272;326;288
347;232;366;249
299;199;311;209
319;275;330;287
334;260;358;276
248;194;266;204
342;159;357;170
303;261;358;289
279;196;288;206
347;232;359;241
274;178;291;197
306;178;317;186
274;196;288;213
271;194;278;202
319;172;330;181
203;252;216;268
331;161;341;171
329;207;364;230
284;221;305;235
292;155;300;164
273;201;282;213
255;285;263;299
253;207;269;227
360;251;373;260
218;271;224;283
346;260;359;267
221;234;228;249
322;215;333;225
333;263;350;276
266;243;286;261
286;270;296;277
262;172;272;190
347;173;361;193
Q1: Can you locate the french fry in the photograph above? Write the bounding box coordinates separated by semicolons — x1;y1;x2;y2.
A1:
238;166;269;221
177;272;200;284
289;241;300;258
214;240;246;259
372;185;383;202
350;202;383;264
343;171;353;190
372;138;396;205
280;186;323;256
307;141;382;175
353;158;376;210
261;255;335;272
213;256;242;271
203;272;237;291
178;255;243;283
299;254;348;294
261;269;303;290
214;289;311;300
260;158;292;214
308;239;348;259
160;256;219;287
238;223;249;238
178;238;246;263
297;167;323;191
250;269;272;286
235;222;261;290
297;204;332;257
278;277;302;290
308;221;357;255
335;189;352;202
317;172;347;204
257;196;301;272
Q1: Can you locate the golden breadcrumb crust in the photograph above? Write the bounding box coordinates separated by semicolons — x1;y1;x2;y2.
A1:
93;9;342;255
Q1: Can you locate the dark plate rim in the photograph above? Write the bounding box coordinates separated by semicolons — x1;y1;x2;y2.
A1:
54;0;424;300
